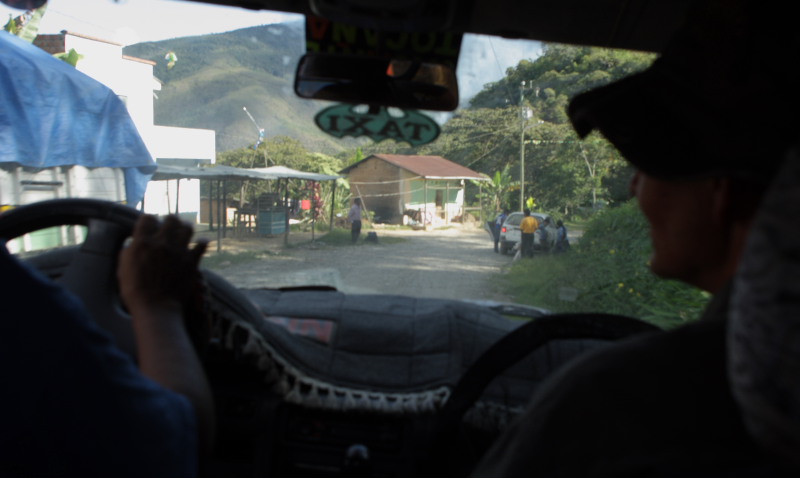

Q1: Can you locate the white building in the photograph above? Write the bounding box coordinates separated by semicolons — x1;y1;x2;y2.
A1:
34;31;215;222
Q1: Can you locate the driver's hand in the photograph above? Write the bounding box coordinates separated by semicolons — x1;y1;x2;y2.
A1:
117;215;215;454
117;215;208;316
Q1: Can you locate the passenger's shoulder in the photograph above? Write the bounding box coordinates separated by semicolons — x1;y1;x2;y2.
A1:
536;318;726;406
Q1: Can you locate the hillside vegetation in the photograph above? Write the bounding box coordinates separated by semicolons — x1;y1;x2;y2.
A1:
124;22;356;154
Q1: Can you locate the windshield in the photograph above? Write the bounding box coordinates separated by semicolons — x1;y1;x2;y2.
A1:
1;0;708;329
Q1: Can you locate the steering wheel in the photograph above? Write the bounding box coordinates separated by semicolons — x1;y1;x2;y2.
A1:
422;313;661;477
0;199;141;356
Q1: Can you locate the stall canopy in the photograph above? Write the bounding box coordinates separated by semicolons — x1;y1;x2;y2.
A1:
150;163;281;252
251;166;339;182
0;31;155;204
151;164;337;182
152;164;278;181
150;164;340;245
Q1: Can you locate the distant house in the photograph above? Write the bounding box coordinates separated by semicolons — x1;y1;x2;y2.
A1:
34;31;215;221
339;154;486;225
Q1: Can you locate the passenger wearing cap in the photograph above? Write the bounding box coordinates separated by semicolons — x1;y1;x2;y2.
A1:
470;0;799;476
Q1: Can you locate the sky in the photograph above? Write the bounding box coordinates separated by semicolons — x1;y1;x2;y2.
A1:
1;0;541;101
1;0;300;45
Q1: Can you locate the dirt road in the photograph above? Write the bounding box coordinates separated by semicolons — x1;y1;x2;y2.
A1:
205;225;513;301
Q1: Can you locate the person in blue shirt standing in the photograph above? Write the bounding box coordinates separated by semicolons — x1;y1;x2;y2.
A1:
493;208;509;253
555;220;569;253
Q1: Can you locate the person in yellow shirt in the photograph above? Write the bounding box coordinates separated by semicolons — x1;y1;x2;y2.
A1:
519;209;539;258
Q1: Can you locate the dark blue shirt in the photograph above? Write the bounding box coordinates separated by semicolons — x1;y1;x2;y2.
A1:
0;245;197;477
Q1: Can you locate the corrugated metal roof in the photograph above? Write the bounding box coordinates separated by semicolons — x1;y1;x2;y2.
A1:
152;164;277;181
340;154;487;180
252;166;339;181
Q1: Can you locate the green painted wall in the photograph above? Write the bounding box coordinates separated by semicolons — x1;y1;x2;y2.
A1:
408;180;461;205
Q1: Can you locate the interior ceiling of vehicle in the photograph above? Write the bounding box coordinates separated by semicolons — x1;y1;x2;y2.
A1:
181;0;696;53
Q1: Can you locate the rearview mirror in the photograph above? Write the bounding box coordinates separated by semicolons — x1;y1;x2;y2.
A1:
294;53;459;111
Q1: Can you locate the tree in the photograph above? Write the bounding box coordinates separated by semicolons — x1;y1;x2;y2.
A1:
348;147;364;166
426;44;654;216
4;4;47;42
474;164;517;213
421;106;521;174
470;44;655;120
215;147;261;208
216;137;347;221
260;136;309;169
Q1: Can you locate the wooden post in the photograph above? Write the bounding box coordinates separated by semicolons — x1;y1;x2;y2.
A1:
175;179;181;214
222;180;228;239
311;181;316;242
461;180;466;223
353;184;367;211
329;180;336;232
424;179;428;230
216;180;222;253
445;182;450;224
208;180;214;231
283;179;289;246
478;182;483;225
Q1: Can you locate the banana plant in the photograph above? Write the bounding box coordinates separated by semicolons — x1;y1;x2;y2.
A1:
473;164;518;213
4;3;47;43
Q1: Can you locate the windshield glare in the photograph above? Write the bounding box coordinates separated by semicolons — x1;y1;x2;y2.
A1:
1;0;708;329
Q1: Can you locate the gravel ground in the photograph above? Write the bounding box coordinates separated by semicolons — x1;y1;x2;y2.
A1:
200;225;514;301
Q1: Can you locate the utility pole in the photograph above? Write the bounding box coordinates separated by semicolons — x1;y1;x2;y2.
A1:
519;82;538;211
519;81;527;211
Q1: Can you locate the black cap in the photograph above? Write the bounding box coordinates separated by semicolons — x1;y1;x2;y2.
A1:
568;0;800;183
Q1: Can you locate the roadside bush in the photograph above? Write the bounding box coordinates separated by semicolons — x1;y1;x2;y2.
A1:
503;199;709;329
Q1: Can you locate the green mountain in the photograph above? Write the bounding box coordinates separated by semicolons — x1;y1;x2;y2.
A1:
124;22;355;154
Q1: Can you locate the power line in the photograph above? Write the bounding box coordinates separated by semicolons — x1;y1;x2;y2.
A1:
349;176;423;185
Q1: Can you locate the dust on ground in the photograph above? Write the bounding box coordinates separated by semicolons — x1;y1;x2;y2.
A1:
196;224;515;302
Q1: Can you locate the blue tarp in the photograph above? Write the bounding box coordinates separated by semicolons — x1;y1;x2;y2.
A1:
0;31;155;204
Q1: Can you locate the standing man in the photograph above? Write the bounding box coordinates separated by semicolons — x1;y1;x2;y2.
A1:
493;208;509;253
554;220;569;253
519;209;539;258
348;197;363;244
538;217;552;252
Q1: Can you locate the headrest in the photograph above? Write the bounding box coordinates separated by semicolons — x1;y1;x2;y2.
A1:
729;147;800;467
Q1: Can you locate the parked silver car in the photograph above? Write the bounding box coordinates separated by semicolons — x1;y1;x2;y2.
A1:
498;212;556;255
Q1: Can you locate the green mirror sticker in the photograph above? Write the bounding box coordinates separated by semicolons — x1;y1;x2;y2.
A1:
314;104;440;146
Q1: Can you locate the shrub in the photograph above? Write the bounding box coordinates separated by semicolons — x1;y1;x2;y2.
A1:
503;199;709;329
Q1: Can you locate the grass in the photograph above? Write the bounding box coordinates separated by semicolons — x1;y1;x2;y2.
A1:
502;200;709;329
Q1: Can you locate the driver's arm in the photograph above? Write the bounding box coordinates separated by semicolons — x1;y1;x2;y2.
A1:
117;214;215;456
